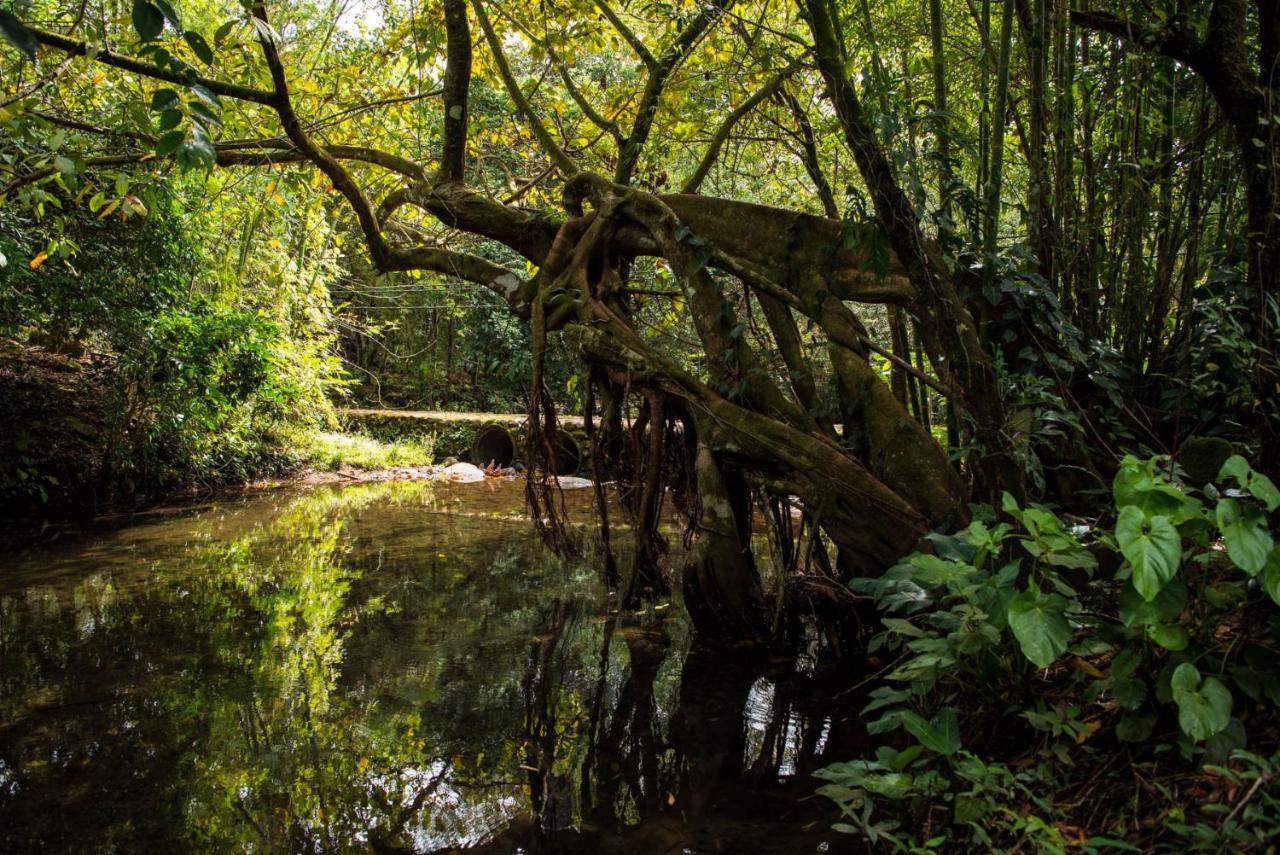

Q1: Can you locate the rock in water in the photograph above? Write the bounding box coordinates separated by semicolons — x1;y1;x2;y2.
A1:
441;462;486;483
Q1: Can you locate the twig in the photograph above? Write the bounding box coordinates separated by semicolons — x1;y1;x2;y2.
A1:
1220;772;1272;830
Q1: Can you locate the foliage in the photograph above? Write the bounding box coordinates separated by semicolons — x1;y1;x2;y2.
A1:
302;430;433;471
0;171;344;506
820;453;1280;849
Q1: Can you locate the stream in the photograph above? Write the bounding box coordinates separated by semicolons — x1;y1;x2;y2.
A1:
0;479;868;853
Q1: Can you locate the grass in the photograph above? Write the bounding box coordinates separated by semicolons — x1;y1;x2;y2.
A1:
302;430;435;471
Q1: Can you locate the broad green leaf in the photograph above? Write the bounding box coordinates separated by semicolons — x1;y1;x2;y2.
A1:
1116;506;1181;600
1248;474;1280;513
214;19;238;46
860;771;914;798
158;108;183;131
1216;498;1273;575
184;30;214;65
155;129;185;156
1263;548;1280;606
188;101;221;128
1112;678;1146;711
150;88;181;111
153;0;182;30
1147;622;1188;651
1219;454;1280;512
132;1;165;42
1113;456;1185;516
0;8;39;59
900;707;961;756
1115;712;1156;742
1006;586;1070;668
190;83;221;108
1110;648;1141;679
1218;454;1251;484
1170;663;1232;741
1119;579;1186;628
179;135;217;170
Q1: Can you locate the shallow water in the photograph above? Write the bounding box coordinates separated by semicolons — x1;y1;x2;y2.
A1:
0;479;866;853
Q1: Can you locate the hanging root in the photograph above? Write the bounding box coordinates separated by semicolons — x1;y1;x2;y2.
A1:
623;390;672;606
583;369;619;587
525;285;580;557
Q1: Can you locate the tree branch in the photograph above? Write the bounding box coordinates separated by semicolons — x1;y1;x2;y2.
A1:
682;60;798;193
1067;9;1203;70
615;0;735;185
489;2;624;142
592;0;656;67
471;0;578;176
27;26;276;106
438;0;472;182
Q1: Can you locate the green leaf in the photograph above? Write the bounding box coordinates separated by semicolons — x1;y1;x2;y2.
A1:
1216;498;1273;575
1115;712;1156;742
1147;622;1188;651
155;129;185;155
1263;548;1280;606
214;19;237;46
153;0;182;30
1116;506;1181;600
178;134;216;170
1170;663;1232;742
861;771;914;798
184;30;213;64
1114;456;1186;516
1006;586;1071;669
150;88;181;111
53;155;76;176
1119;579;1186;628
1218;454;1251;484
190;83;221;108
0;8;39;60
1112;678;1146;711
187;100;220;127
132;1;165;42
158;108;183;131
1247;474;1280;513
900;707;961;756
1219;454;1280;512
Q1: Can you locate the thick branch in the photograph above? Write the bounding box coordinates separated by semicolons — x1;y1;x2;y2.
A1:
217;138;428;180
28;26;276;105
438;0;472;182
251;4;394;268
1067;10;1202;69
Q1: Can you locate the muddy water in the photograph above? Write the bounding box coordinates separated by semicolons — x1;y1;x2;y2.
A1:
0;479;867;853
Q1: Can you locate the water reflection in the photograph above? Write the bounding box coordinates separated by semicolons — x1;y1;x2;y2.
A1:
0;480;861;853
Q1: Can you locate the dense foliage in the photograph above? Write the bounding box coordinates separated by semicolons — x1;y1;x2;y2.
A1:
819;454;1280;849
0;165;342;510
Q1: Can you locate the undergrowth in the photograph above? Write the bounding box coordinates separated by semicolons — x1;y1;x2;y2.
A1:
301;430;435;472
818;454;1280;851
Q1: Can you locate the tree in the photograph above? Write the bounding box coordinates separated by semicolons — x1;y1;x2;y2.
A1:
4;0;1273;639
